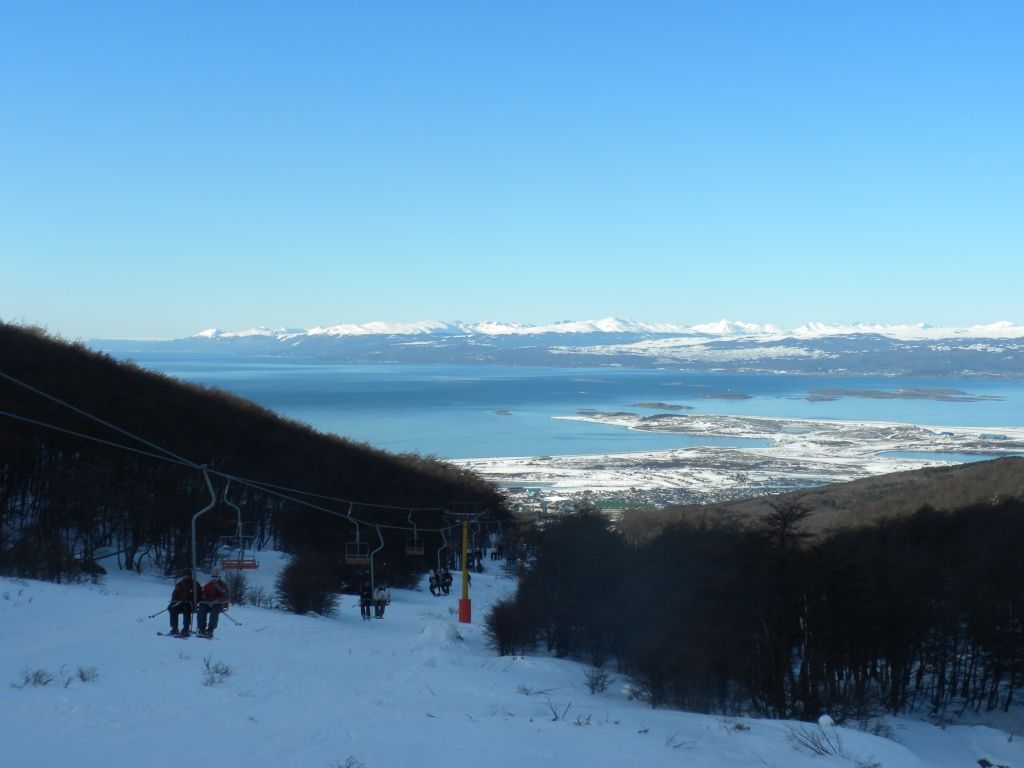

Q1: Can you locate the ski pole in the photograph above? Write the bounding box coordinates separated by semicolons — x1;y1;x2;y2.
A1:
144;604;173;620
220;610;242;626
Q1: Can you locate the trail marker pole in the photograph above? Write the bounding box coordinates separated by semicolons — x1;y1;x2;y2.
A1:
459;517;471;623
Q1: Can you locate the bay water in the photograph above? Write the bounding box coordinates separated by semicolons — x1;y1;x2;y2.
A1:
122;356;1024;459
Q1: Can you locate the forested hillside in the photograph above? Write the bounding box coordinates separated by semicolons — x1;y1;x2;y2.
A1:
616;455;1024;543
0;322;504;582
492;499;1024;721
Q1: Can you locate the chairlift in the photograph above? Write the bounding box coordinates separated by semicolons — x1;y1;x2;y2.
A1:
345;503;370;565
405;509;425;556
436;523;449;576
220;479;258;570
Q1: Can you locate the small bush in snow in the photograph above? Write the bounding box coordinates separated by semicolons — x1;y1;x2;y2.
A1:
584;666;612;694
77;666;99;683
247;586;274;609
223;570;248;605
11;668;54;688
275;551;339;617
202;656;232;686
787;724;880;767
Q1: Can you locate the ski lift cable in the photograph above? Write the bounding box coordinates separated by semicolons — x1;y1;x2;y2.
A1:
217;470;449;513
0;410;196;468
2;374;451;520
0;371;200;468
232;477;449;535
2;403;457;534
1;375;495;536
2;407;465;537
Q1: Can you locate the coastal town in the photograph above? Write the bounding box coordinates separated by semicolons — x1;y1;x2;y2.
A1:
458;412;1024;517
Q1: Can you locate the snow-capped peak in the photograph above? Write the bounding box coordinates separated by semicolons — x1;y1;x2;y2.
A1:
188;319;1024;342
306;321;452;337
688;319;784;336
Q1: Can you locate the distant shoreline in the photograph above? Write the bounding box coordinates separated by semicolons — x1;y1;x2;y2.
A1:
455;413;1024;509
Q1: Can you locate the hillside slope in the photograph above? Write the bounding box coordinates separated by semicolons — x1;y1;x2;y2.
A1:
1;559;1020;768
651;456;1024;534
0;322;503;579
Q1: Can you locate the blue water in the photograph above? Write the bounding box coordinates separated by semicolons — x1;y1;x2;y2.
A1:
879;451;1015;463
122;356;1024;459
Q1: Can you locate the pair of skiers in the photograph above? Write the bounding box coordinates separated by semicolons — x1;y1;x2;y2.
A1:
358;581;391;619
168;570;229;637
428;568;453;596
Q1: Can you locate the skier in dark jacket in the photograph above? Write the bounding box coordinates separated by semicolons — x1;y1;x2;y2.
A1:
168;572;200;636
359;581;373;620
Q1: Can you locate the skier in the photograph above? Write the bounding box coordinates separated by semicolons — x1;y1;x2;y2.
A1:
440;568;453;596
358;581;373;620
197;570;230;638
428;570;438;597
374;582;391;618
168;571;200;636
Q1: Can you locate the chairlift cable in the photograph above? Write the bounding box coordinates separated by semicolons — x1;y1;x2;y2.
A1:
0;370;200;468
2;375;496;540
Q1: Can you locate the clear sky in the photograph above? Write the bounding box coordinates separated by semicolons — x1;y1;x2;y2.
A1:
2;1;1021;339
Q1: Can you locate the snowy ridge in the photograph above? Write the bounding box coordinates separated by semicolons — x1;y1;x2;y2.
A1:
190;318;1024;342
106;318;1023;377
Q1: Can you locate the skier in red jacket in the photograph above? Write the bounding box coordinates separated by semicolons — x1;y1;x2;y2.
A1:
197;571;230;637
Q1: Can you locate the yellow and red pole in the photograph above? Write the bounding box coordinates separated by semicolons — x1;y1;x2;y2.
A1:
458;517;472;623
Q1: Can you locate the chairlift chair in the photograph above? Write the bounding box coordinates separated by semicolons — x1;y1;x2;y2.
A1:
344;503;370;565
220;480;259;570
405;509;425;556
345;540;370;566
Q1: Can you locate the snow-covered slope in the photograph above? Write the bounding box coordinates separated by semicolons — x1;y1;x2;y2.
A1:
2;557;1020;768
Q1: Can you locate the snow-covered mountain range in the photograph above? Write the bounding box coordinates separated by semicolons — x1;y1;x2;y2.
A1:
189;318;1024;341
94;319;1024;377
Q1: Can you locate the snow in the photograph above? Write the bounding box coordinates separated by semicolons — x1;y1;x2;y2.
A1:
791;320;1024;341
469;318;692;335
455;415;1024;499
187;318;1024;344
2;557;1021;768
689;319;785;336
306;321;451;337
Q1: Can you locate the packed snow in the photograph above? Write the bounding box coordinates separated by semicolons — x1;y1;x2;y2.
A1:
2;555;1021;768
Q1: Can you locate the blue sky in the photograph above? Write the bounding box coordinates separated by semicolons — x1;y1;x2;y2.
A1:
2;1;1021;339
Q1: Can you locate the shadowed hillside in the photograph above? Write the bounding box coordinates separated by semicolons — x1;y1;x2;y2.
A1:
0;322;505;582
617;456;1024;543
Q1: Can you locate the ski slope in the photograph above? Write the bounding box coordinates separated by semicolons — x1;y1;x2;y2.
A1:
1;554;1020;768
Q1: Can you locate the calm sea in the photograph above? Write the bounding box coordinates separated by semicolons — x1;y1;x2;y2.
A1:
122;356;1024;459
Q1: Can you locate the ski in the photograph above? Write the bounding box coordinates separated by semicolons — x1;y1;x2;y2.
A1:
156;631;191;638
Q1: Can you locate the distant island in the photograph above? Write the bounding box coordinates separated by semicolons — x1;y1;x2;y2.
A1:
632;402;694;411
807;388;1003;403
